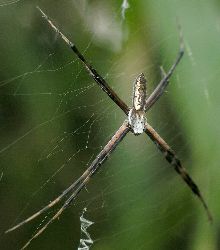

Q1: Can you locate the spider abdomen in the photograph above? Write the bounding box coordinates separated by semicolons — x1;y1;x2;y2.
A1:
132;73;147;111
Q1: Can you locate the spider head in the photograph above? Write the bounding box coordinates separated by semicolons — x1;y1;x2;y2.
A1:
128;109;146;135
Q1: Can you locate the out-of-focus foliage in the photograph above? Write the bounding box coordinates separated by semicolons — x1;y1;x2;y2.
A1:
0;1;219;249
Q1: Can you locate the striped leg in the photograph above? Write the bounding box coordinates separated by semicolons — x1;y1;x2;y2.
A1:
37;7;129;115
145;123;212;222
6;121;130;249
145;23;184;111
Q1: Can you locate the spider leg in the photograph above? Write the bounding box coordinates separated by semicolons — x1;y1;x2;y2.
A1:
5;175;84;233
37;7;129;115
145;25;184;111
145;123;212;222
6;121;130;248
21;176;90;250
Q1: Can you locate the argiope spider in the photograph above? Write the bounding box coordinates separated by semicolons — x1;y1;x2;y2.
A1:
6;7;212;249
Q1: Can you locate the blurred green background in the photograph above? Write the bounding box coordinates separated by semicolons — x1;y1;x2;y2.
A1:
0;0;219;249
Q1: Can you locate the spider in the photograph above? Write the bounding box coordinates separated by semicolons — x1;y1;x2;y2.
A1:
6;7;212;249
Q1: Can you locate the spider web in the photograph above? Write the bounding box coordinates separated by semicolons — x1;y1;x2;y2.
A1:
0;1;217;250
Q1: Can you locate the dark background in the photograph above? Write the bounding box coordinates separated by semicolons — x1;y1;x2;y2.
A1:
0;0;219;249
